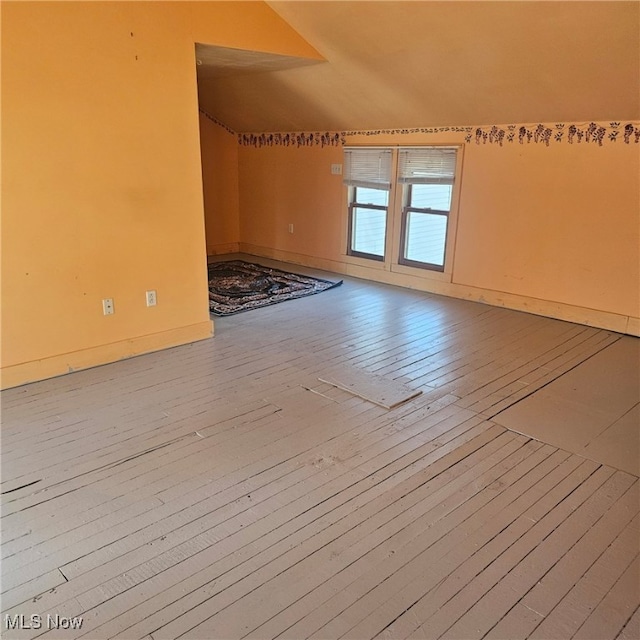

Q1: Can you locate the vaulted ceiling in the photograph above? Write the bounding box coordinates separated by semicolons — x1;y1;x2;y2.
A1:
195;1;640;133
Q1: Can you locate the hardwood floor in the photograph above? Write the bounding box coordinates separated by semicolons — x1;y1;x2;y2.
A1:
2;259;638;640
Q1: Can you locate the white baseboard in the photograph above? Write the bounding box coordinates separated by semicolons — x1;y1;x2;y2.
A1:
239;243;639;337
1;320;214;390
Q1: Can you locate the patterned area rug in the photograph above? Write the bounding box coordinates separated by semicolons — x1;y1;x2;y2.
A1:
208;260;343;316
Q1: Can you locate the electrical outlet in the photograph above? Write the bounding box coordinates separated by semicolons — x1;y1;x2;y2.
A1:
288;223;294;234
331;163;343;175
146;290;157;307
102;298;114;315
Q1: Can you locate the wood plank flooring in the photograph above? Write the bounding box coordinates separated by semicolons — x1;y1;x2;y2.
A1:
2;258;638;640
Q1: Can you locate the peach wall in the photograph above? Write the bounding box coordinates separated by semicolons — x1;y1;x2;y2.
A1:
234;124;640;333
239;144;345;261
1;1;322;388
199;114;240;255
454;137;640;318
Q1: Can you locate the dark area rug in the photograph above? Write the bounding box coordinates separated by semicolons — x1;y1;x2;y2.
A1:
208;260;343;316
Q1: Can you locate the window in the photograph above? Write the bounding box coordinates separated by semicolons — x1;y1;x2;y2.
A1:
343;145;460;275
398;147;457;271
348;187;389;260
343;148;392;261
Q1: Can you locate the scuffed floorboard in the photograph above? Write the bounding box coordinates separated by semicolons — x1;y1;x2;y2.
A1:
2;258;638;640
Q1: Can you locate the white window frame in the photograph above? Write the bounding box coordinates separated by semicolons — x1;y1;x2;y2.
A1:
343;148;394;262
397;146;458;272
346;185;390;261
342;144;464;282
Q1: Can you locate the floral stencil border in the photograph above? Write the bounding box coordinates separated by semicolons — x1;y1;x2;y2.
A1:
203;113;640;148
238;131;344;148
465;122;640;146
342;126;473;137
199;110;236;136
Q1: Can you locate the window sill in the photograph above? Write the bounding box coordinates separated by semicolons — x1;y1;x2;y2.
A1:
342;253;390;271
341;254;454;283
390;262;453;283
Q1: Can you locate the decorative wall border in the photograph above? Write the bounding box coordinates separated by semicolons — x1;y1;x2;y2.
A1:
238;131;344;148
342;126;473;137
202;113;640;148
464;122;640;146
199;109;236;137
236;126;473;148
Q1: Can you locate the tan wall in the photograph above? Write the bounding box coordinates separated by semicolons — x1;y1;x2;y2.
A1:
455;136;640;318
239;144;345;261
1;1;321;388
235;124;640;334
199;114;240;255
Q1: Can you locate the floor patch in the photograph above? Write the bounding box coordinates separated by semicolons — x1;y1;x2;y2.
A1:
493;337;639;475
319;366;422;409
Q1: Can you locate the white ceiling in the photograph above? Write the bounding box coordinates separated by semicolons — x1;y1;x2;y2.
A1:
195;1;640;133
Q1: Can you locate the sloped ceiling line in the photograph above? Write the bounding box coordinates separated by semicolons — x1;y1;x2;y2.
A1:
200;109;236;136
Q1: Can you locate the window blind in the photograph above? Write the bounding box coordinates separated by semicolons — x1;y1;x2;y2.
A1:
343;148;393;190
398;147;457;185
